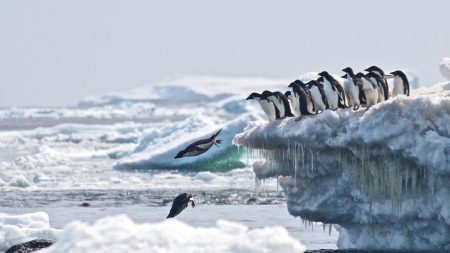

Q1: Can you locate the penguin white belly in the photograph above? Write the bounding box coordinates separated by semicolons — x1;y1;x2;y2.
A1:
343;79;355;107
361;79;378;106
196;141;214;150
288;94;301;116
377;84;385;103
309;86;326;112
306;95;314;113
323;80;338;109
269;96;285;118
258;99;276;121
348;83;360;107
392;77;404;97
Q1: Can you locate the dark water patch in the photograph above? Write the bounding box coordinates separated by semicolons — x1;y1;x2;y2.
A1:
0;189;286;208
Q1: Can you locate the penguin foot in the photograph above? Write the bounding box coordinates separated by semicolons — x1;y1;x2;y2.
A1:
295;116;302;122
353;105;360;111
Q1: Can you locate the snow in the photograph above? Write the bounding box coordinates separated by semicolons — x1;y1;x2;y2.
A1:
234;82;450;250
40;215;305;253
0;212;59;251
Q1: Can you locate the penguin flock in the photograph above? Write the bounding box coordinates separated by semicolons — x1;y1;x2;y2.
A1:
247;66;410;121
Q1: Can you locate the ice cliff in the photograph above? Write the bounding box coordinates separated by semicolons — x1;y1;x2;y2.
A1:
234;83;450;250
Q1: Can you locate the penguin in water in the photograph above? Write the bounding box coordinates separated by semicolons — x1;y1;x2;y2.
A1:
365;66;390;100
341;67;361;110
167;193;195;218
262;91;295;119
246;92;277;121
306;80;329;112
317;71;347;109
390;70;410;97
174;129;222;159
288;80;315;117
355;73;379;107
366;72;387;103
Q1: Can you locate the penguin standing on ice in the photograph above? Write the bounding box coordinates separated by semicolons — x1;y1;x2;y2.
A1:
263;91;295;119
318;71;347;109
306;80;329;112
284;91;299;117
365;66;390;100
174;129;222;159
288;80;315;116
341;67;361;110
366;72;387;103
246;92;278;121
390;70;410;97
355;73;379;107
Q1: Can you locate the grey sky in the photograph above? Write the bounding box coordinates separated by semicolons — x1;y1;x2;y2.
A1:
1;0;449;106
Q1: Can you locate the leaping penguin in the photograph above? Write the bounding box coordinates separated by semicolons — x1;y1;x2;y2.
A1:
306;80;329;112
390;70;410;97
365;66;390;100
355;73;379;107
288;80;315;116
318;71;347;109
246;92;277;121
263;91;295;119
366;72;387;103
341;67;361;110
167;193;195;218
174;129;222;159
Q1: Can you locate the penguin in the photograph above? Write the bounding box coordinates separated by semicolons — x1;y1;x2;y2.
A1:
390;70;410;97
318;71;347;109
167;193;195;218
246;92;277;121
264;91;295;119
341;67;361;110
285;91;300;117
174;129;222;159
288;80;315;116
365;66;390;100
355;73;379;107
366;72;386;103
306;80;329;112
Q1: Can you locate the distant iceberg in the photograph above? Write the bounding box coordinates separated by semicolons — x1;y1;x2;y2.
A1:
234;83;450;250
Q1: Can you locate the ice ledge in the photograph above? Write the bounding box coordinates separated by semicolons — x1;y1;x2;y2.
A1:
234;89;450;250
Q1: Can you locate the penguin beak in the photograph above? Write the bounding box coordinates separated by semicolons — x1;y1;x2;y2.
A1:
384;74;394;79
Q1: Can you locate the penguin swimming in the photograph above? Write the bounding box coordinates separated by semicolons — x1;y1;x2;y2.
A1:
288;80;315;116
355;73;379;107
318;71;346;109
306;80;329;112
167;193;195;218
174;129;222;159
366;72;386;103
390;70;410;97
246;92;277;121
341;67;361;110
263;91;295;119
365;65;390;100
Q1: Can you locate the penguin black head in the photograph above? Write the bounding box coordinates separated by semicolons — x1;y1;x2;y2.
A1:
260;90;273;100
318;71;330;77
246;92;261;100
390;70;409;81
365;66;385;76
285;91;291;97
317;76;324;82
288;82;296;88
342;67;354;75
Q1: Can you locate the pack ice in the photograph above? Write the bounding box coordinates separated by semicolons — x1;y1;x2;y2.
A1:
234;82;450;250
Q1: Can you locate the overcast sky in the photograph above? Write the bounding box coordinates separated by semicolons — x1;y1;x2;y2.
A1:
1;0;449;106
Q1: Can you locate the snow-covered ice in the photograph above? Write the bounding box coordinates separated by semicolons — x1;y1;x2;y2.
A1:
39;215;305;253
234;82;450;250
0;212;59;251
